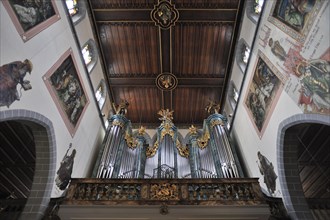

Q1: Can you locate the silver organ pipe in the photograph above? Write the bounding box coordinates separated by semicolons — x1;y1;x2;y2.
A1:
198;146;217;178
94;107;243;181
94;115;129;179
160;135;175;169
209;115;240;178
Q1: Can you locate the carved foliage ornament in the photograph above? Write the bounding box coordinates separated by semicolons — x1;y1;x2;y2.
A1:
112;119;124;128
156;73;178;91
150;183;179;200
176;139;189;158
151;1;179;29
210;118;224;128
146;142;159;158
125;132;137;149
205;100;220;115
197;131;210;149
188;125;198;135
112;99;129;115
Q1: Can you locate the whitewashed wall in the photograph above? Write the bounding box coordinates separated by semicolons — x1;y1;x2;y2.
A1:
227;0;330;197
0;1;105;197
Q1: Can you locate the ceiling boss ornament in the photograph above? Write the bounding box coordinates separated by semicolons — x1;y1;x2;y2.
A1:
156;72;178;91
151;0;179;29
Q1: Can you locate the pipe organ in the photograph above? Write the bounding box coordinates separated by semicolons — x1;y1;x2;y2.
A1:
93;101;243;179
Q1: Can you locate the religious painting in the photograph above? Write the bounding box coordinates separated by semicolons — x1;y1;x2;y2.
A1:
290;48;330;114
244;51;283;137
0;59;33;108
257;151;278;196
55;143;76;190
268;0;324;43
2;0;60;42
43;49;89;137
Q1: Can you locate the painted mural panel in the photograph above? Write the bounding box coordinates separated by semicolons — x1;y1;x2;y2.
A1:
244;51;283;137
2;0;60;41
0;59;33;108
268;0;324;43
259;1;330;115
257;151;278;196
43;49;89;137
55;143;76;191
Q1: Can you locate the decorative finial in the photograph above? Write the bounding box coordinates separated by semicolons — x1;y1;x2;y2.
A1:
188;125;197;135
205;100;220;114
112;99;129;115
138;126;146;135
158;108;174;122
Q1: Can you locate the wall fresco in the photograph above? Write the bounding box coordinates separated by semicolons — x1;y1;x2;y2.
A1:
244;51;283;137
257;1;329;115
55;143;76;191
43;49;89;137
2;0;60;41
0;59;33;107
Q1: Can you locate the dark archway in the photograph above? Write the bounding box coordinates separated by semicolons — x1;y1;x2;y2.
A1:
277;114;330;220
0;110;56;220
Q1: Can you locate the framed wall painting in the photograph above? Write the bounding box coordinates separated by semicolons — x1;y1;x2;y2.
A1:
267;0;324;43
2;0;60;42
244;51;283;138
43;49;89;137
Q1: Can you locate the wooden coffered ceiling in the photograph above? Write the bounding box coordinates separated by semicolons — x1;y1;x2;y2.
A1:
88;0;244;127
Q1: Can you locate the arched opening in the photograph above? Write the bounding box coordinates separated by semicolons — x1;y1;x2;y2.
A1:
0;121;35;219
0;110;56;220
277;114;330;220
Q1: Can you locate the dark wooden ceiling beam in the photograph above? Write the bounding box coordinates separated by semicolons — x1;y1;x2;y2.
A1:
93;9;236;22
108;77;224;87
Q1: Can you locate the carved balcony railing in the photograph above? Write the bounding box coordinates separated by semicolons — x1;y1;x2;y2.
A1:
64;178;265;206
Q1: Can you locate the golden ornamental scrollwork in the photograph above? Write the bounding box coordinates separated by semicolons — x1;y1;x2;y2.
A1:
125;132;137;149
151;1;179;29
158;108;174;123
205;100;220;115
176;140;189;158
156;73;178;91
112;99;129;115
197;131;210;149
138;126;146;135
160;122;175;140
146;142;159;158
150;183;179;200
112;119;124;128
210;119;224;128
188;125;197;135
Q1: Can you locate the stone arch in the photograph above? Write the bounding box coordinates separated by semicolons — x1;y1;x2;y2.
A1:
0;109;56;220
277;114;330;220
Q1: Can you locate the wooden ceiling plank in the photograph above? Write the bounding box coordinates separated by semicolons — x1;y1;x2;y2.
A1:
105;25;119;74
179;10;236;21
6;122;35;160
94;10;152;22
0;132;28;164
117;25;129;74
0;181;13;198
0;171;27;198
298;125;327;161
